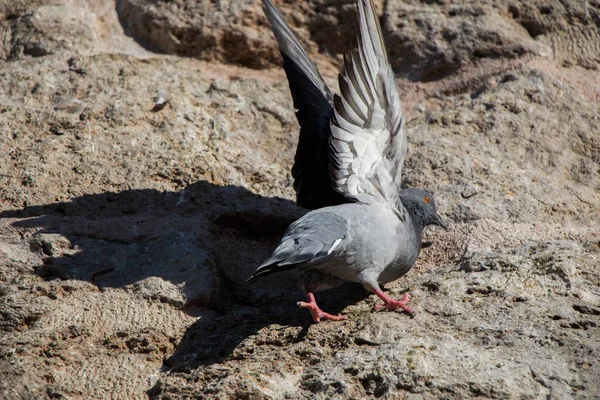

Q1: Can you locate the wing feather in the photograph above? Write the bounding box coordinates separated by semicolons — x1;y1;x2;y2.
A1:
262;0;349;209
329;0;407;215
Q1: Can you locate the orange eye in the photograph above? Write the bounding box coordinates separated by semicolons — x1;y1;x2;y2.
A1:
424;196;431;204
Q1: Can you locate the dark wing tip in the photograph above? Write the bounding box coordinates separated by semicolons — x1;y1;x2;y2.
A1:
246;267;272;283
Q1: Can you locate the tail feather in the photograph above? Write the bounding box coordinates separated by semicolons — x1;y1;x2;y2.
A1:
246;236;329;283
246;261;298;283
246;209;347;284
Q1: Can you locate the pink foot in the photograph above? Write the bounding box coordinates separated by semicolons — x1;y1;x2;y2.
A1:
297;292;348;322
372;290;415;316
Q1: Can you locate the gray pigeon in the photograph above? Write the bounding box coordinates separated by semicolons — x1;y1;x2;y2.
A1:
248;0;447;322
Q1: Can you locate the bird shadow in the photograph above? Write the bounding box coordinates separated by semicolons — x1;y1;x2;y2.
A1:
161;281;370;375
0;180;370;371
1;181;298;302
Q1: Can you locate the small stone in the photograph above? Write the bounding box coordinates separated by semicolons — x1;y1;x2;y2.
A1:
49;126;64;136
152;89;170;112
55;98;87;114
461;184;478;199
451;204;479;222
79;108;90;121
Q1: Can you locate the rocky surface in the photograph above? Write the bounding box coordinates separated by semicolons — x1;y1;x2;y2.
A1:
1;0;599;399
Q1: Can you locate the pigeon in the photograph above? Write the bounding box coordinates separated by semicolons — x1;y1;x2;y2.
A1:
247;0;448;322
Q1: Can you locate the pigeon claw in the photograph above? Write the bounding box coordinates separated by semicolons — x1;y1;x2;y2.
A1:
373;291;415;316
297;292;347;322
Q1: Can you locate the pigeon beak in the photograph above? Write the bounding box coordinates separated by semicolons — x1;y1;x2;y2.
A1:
434;212;449;230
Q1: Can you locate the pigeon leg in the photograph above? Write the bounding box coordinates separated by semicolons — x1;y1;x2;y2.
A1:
297;292;347;322
372;289;415;316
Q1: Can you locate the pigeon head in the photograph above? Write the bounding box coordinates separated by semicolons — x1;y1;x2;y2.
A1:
399;188;448;230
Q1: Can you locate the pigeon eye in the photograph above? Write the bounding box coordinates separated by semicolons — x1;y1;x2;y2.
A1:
424;196;431;204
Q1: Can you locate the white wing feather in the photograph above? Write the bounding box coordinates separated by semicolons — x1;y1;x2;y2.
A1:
329;0;407;215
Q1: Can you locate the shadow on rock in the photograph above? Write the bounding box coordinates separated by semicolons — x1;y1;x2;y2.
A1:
0;181;305;307
1;180;371;368
161;282;370;373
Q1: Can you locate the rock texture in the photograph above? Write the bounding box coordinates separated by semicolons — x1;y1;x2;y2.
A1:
1;0;599;399
115;0;359;69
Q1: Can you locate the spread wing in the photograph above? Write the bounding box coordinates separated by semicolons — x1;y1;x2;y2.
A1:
329;0;407;213
262;0;349;209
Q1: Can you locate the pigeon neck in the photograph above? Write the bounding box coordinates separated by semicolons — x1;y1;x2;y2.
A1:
399;196;426;236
